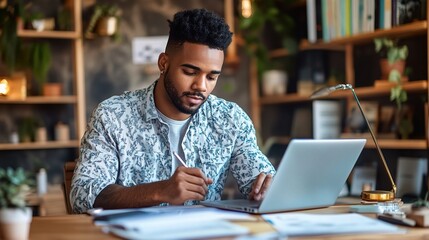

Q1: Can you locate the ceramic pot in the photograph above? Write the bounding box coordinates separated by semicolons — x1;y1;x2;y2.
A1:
96;17;118;36
43;83;62;96
0;207;32;240
379;59;406;80
262;70;288;95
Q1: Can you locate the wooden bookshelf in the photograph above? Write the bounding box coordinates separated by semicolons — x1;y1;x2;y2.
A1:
0;96;78;104
249;6;429;152
0;140;79;151
259;80;428;105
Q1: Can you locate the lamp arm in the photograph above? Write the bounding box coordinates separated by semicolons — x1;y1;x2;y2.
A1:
350;88;397;194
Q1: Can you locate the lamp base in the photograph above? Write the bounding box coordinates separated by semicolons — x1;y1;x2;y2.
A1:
361;190;395;202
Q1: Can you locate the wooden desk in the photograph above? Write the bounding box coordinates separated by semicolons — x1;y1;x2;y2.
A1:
29;206;429;240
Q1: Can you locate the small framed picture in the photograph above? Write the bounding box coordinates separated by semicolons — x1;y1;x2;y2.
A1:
378;106;396;133
345;101;379;134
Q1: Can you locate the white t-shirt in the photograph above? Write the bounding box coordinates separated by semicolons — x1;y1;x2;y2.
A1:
157;110;191;174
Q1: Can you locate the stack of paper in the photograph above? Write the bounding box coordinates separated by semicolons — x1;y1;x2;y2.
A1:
92;206;253;239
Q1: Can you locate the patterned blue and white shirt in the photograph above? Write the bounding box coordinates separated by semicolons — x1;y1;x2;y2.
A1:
71;81;275;213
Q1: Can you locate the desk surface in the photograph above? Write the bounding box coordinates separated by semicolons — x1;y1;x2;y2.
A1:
29;206;429;240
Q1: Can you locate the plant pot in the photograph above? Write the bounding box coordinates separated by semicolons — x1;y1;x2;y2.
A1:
43;83;62;96
0;207;32;240
261;70;288;95
31;18;55;32
96;17;118;36
379;59;406;80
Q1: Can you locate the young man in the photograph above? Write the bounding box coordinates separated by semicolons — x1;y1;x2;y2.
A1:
71;8;275;213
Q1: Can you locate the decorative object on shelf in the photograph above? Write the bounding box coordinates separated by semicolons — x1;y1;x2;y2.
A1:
29;41;52;95
0;74;27;99
261;70;287;95
42;82;62;96
18;117;37;143
9;130;19;144
345;101;379;135
238;0;297;77
0;167;34;240
311;84;397;202
35;126;47;142
30;17;55;31
36;168;47;196
84;3;122;41
0;78;9;96
55;121;70;141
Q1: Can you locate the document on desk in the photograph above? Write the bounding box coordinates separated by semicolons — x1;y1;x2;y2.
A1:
262;213;406;236
93;206;254;239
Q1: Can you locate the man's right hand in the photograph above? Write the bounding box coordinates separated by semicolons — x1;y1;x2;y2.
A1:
161;166;213;205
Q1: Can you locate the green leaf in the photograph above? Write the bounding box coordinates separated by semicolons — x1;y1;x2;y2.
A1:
388;69;401;83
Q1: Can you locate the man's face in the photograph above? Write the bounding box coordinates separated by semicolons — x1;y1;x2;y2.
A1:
161;42;224;115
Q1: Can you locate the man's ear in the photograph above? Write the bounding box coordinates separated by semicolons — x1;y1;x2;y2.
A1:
158;53;168;72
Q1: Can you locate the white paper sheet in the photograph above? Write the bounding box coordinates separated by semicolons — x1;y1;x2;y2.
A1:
263;213;405;236
93;206;254;239
106;220;248;240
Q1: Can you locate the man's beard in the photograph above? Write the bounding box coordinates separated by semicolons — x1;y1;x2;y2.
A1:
164;69;206;115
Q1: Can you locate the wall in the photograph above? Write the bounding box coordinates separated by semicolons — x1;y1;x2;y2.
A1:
82;0;250;118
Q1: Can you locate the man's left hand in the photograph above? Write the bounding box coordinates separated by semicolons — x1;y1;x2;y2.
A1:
249;173;273;201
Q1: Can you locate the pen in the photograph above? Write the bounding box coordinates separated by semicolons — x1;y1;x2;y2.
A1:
173;151;188;167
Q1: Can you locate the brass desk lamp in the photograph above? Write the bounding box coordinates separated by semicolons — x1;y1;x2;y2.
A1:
311;84;396;202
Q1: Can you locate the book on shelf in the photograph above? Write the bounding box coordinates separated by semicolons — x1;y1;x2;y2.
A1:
307;0;317;43
308;0;424;42
393;0;423;26
396;157;427;198
312;100;342;139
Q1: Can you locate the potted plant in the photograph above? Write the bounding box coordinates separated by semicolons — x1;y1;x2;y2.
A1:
374;38;412;139
0;167;34;240
84;3;122;41
29;41;52;95
238;0;297;79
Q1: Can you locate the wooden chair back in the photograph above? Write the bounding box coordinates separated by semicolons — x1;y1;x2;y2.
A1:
63;161;77;214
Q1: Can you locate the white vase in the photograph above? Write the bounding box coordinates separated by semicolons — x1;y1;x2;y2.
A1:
262;70;288;95
0;208;32;240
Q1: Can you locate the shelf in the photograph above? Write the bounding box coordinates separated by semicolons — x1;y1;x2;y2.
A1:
300;21;428;49
366;139;427;150
16;19;79;39
259;80;428;105
0;140;80;151
0;96;78;104
17;29;80;39
263;136;427;150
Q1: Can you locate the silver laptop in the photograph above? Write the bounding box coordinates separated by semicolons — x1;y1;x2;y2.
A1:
201;139;366;214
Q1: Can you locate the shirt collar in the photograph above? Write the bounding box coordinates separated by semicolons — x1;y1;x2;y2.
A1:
142;80;159;121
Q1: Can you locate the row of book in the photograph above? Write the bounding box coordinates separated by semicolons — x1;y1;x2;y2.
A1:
306;0;426;43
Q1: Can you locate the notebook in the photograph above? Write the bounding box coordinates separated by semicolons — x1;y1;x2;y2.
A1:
201;139;366;214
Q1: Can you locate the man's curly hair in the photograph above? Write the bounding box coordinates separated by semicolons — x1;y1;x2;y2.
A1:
167;8;232;52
